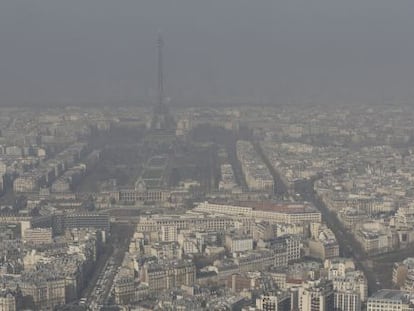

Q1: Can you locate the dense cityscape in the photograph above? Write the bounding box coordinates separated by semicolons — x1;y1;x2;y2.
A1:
2;1;414;310
0;102;413;310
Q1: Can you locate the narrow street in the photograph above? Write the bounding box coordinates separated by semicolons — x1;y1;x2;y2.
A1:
227;139;249;191
294;178;381;294
251;140;288;197
85;223;135;310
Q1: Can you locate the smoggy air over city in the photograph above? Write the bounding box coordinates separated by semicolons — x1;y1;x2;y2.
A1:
1;0;414;106
1;1;414;311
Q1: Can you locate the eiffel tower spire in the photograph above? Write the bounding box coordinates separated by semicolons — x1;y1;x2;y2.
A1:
157;32;164;108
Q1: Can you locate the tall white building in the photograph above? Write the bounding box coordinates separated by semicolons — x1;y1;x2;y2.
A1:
298;280;334;311
334;291;361;311
225;233;253;253
161;226;178;242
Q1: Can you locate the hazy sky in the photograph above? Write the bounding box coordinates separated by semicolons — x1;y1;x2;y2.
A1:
1;0;414;106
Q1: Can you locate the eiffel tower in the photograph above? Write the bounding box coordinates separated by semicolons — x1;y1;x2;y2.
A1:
150;33;175;132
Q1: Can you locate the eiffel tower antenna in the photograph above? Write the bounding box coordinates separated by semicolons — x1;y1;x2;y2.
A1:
157;32;164;107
